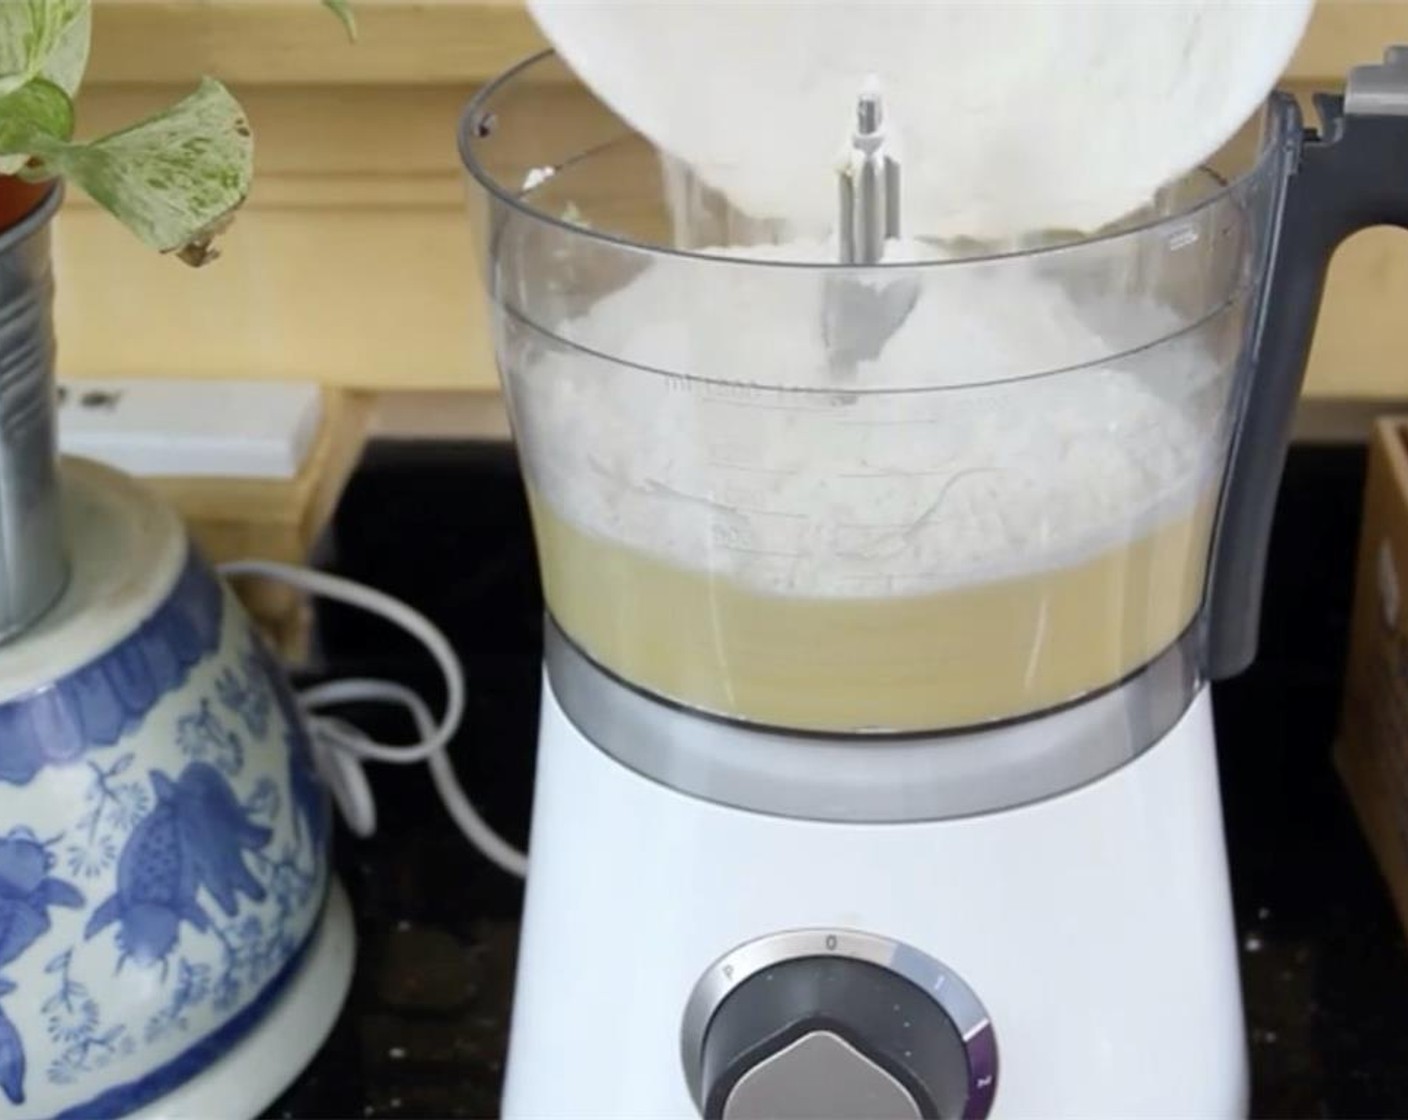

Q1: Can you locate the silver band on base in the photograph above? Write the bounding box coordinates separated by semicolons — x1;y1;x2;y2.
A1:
544;617;1199;823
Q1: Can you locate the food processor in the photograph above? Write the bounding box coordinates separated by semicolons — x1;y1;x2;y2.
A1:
458;43;1408;1119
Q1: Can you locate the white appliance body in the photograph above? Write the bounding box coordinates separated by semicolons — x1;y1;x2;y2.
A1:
501;662;1248;1118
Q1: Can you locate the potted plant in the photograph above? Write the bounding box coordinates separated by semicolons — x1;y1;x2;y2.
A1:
0;0;352;264
0;4;358;1118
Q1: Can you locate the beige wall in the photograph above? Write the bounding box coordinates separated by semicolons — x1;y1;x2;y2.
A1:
58;0;1408;403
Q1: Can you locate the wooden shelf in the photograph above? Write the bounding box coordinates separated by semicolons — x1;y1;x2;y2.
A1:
150;388;372;661
86;0;1404;88
90;0;546;86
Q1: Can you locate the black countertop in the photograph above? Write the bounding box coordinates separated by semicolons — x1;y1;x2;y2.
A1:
263;440;1408;1119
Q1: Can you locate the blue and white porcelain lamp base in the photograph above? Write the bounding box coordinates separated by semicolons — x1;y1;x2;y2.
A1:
127;881;354;1120
0;458;354;1120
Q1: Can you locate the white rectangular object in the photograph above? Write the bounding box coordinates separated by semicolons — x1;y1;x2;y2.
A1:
56;378;323;480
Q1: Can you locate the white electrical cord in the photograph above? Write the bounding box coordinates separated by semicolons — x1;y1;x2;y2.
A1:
219;560;530;880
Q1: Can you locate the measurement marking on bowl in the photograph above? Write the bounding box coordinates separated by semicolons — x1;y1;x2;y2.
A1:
703;397;838;414
643;480;806;520
1168;225;1200;251
835;520;958;532
714;543;811;559
705;459;795;477
838;415;958;427
837;468;993;480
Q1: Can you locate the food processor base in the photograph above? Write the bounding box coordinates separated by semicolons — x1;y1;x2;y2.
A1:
129;879;356;1120
502;677;1248;1118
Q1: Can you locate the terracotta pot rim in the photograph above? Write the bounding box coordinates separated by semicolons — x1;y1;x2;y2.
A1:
0;177;63;245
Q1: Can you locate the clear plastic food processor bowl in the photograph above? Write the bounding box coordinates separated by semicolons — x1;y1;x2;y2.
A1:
459;52;1284;735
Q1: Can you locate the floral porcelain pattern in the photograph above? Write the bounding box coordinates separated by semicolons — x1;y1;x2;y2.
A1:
0;553;329;1119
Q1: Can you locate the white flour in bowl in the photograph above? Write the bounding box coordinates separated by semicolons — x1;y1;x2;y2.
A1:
501;2;1282;599
507;236;1232;598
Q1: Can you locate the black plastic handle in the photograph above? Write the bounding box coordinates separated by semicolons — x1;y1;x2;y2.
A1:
1206;51;1408;680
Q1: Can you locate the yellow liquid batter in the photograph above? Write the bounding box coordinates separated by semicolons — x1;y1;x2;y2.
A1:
529;490;1216;732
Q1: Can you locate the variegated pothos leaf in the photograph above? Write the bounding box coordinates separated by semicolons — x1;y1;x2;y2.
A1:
23;78;254;265
323;0;357;40
0;0;349;261
0;0;89;96
0;0;90;174
0;77;73;153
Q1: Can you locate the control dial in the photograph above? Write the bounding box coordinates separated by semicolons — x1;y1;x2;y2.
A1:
682;930;997;1120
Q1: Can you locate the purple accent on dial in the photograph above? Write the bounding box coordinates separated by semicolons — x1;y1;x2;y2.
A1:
889;940;997;1118
965;1021;999;1119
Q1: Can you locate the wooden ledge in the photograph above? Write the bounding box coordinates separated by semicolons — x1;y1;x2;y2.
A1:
88;0;1402;88
91;0;546;86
